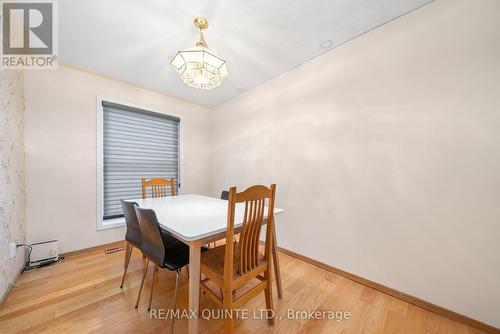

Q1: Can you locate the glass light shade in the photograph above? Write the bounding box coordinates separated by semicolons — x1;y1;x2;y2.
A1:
170;46;228;89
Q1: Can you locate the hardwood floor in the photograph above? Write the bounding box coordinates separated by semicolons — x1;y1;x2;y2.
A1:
0;244;488;334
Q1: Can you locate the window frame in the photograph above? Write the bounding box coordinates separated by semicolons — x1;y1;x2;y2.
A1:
96;96;182;231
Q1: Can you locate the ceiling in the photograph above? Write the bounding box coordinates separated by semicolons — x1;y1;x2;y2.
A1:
59;0;431;107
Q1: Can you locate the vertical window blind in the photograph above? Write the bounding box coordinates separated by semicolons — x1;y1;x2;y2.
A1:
102;101;180;219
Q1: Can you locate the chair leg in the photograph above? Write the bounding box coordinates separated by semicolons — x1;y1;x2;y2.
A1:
171;270;180;334
124;242;131;267
148;265;156;311
120;244;133;288
135;259;149;308
272;226;283;299
264;267;275;326
223;288;234;333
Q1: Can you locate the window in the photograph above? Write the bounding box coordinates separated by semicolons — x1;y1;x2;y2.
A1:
99;101;180;226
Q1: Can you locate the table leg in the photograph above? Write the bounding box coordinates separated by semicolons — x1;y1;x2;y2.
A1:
272;223;283;299
188;240;201;334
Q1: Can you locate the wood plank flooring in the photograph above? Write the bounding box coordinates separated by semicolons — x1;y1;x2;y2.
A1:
0;244;488;334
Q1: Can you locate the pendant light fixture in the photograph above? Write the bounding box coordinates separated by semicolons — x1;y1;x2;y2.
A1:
170;17;228;89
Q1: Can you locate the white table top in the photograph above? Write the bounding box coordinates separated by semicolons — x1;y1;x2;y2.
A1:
129;194;284;241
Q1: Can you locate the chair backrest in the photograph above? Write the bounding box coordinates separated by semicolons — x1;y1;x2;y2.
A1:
120;200;141;247
142;178;175;199
220;190;229;200
224;184;276;278
134;206;165;266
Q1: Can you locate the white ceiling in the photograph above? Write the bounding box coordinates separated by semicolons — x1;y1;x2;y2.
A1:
59;0;431;107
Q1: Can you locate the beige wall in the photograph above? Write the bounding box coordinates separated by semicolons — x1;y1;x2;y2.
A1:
24;66;212;253
211;0;500;327
0;70;26;299
19;0;500;327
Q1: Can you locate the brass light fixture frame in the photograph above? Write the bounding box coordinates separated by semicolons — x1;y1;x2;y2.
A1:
194;17;208;29
170;16;228;89
194;17;209;48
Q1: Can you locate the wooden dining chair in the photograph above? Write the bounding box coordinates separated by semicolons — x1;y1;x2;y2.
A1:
200;184;277;333
142;177;175;199
220;188;283;299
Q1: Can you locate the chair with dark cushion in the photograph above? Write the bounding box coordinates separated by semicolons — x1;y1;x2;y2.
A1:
209;190;230;249
134;206;206;333
120;200;180;288
120;200;142;288
220;190;229;200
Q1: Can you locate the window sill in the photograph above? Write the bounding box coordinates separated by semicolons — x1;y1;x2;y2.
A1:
97;217;125;231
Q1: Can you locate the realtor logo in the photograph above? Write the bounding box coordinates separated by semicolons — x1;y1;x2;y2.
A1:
1;0;58;69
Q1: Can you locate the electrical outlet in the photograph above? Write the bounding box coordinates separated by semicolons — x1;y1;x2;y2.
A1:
8;242;17;259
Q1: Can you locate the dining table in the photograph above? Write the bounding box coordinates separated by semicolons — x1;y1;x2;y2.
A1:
130;193;284;334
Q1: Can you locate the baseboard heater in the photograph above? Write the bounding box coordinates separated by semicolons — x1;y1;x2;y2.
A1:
29;240;60;268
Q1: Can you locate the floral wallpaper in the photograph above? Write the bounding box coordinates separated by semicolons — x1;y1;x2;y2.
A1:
0;69;26;300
